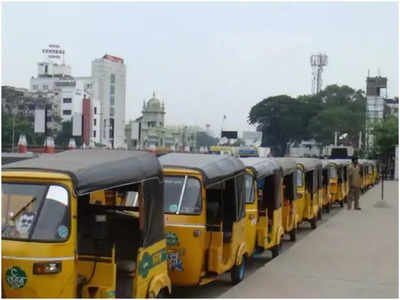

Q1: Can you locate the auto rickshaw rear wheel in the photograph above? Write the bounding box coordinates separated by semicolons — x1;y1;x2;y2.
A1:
271;244;280;258
340;201;344;208
318;209;322;220
310;217;317;229
290;229;296;242
231;255;246;284
326;203;331;213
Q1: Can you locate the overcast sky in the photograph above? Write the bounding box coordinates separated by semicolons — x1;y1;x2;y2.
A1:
2;2;398;136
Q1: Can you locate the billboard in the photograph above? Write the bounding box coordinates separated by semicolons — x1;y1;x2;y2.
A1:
42;44;65;60
72;113;82;136
34;108;46;133
221;131;238;139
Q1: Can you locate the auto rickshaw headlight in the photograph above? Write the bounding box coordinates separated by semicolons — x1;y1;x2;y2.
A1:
33;261;62;275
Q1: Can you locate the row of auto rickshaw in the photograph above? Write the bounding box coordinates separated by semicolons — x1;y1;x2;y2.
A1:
1;150;379;298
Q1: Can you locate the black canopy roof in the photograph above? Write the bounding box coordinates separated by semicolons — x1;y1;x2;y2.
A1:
240;157;280;179
324;159;351;168
2;152;39;165
3;150;162;196
159;153;245;186
273;157;297;175
296;158;322;171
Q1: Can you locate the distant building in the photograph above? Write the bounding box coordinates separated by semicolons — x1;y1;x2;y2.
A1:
125;92;200;151
92;54;127;148
384;97;399;118
289;139;321;157
242;131;262;146
366;76;387;150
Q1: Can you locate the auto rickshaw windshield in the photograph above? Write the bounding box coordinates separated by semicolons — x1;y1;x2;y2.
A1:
2;182;69;242
296;169;303;186
329;166;337;178
163;175;202;215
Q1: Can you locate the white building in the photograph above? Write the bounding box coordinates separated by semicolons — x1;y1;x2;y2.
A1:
366;76;387;150
92;54;127;148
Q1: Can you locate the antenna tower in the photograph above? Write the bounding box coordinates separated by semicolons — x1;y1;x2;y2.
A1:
310;53;328;94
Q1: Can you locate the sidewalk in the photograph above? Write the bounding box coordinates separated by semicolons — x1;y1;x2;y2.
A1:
222;181;399;298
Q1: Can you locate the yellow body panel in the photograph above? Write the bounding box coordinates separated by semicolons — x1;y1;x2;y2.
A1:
244;169;258;256
282;177;297;233
296;165;316;224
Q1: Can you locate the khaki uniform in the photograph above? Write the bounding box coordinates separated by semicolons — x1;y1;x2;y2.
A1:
348;164;361;210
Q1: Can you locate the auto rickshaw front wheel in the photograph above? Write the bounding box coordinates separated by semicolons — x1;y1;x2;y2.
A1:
155;288;169;298
231;255;246;284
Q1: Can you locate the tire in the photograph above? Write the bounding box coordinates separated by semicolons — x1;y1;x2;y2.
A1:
271;244;280;258
156;288;169;298
340;201;344;208
290;228;297;242
310;217;317;229
318;209;322;220
231;255;246;285
326;203;331;213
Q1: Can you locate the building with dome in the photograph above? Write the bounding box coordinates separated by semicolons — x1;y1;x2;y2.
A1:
125;91;200;151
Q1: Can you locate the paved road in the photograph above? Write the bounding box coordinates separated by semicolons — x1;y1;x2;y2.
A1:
171;181;398;298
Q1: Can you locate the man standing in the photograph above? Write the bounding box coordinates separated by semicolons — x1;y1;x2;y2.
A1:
348;156;362;210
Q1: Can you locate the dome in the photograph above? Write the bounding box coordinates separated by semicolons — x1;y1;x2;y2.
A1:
146;91;163;112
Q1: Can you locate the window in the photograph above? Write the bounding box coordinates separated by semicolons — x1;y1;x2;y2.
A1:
110;96;115;105
94;107;97;115
63;98;72;104
164;176;201;215
94;119;97;126
110;85;115;95
63;110;72;115
110;107;115;117
244;174;255;204
32;85;38;90
43;85;48;90
93;130;96;138
2;183;69;242
110;74;115;83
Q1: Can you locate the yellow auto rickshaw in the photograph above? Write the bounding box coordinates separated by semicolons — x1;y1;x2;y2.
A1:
274;157;298;241
2;150;171;298
159;153;249;286
240;157;284;258
335;159;351;204
371;160;379;185
325;160;345;208
321;161;331;213
296;158;322;229
358;160;369;193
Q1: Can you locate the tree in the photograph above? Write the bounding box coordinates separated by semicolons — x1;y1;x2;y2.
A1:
1;111;45;150
248;95;308;156
248;85;367;156
372;115;398;155
55;121;83;148
308;85;366;148
196;131;218;148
